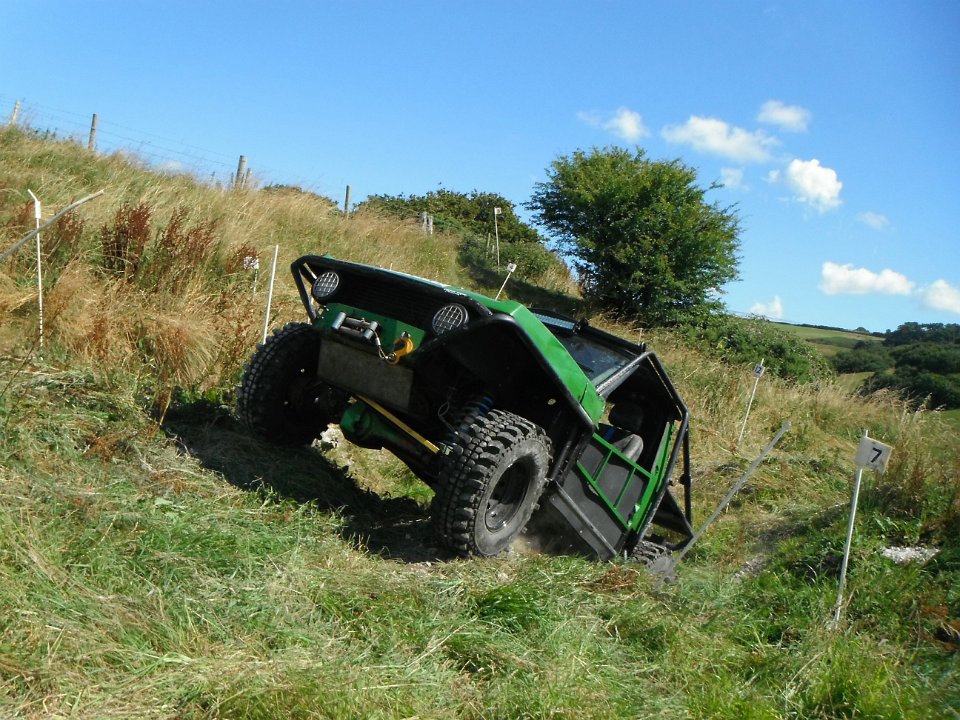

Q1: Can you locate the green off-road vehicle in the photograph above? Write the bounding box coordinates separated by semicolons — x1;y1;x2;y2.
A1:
238;254;694;561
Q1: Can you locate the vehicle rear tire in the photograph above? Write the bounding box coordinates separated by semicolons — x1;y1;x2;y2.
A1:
237;322;339;446
629;539;677;583
432;409;551;557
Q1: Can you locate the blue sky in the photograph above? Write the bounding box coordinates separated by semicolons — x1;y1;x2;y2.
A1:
2;1;958;332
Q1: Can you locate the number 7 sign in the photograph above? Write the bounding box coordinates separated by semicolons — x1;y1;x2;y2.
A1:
855;435;893;474
835;431;895;627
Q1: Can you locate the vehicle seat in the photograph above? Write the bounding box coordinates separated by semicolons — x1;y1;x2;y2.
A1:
609;403;644;462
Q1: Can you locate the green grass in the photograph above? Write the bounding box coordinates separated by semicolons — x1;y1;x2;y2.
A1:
942;408;960;432
1;127;959;718
2;366;957;718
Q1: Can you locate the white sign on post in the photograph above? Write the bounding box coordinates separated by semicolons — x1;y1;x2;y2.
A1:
833;431;895;628
855;435;893;475
736;358;765;446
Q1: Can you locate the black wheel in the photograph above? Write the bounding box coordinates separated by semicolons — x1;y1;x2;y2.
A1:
432;408;552;557
629;539;677;583
237;322;339;445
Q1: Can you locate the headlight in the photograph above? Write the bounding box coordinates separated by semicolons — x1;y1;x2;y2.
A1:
432;303;468;334
311;271;340;301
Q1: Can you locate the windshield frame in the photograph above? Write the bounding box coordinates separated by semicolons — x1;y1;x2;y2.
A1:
533;311;642;392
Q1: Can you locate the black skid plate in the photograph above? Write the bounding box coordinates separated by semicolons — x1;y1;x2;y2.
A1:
318;340;413;411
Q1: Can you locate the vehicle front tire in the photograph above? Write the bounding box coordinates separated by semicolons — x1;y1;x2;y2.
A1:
432;409;552;557
237;322;339;446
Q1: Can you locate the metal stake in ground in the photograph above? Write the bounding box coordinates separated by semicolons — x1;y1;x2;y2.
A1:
261;244;280;344
27;190;43;353
736;359;766;446
675;420;791;565
832;430;894;628
495;262;518;301
492;206;502;268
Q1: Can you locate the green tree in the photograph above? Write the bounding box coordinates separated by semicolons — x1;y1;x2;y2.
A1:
831;341;893;374
884;322;960;346
527;147;741;325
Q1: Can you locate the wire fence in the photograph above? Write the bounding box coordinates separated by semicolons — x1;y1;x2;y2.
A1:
1;94;254;188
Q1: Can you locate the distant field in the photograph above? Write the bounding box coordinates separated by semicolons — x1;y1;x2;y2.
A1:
772;322;882;356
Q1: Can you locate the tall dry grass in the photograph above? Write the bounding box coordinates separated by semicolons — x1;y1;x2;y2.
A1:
1;127;465;407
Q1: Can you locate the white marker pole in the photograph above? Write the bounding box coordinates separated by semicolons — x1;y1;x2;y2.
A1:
737;359;765;445
832;430;894;628
495;262;517;301
27;189;43;353
493;206;502;269
261;244;279;344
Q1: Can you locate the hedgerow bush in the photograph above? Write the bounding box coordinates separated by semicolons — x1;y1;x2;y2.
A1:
682;312;833;383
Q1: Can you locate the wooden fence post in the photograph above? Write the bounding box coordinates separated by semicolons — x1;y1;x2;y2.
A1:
235;156;247;189
8;101;20;126
88;113;98;151
343;185;351;216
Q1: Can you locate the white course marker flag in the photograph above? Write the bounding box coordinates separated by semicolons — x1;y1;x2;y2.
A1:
833;431;894;628
855;435;893;475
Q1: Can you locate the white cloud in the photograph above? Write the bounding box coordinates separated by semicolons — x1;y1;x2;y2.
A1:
605;107;649;141
819;263;960;315
661;116;779;163
820;262;914;296
783;158;842;212
757;100;811;132
920;279;960;315
720;167;745;189
750;295;784;319
858;211;890;231
578;107;649;141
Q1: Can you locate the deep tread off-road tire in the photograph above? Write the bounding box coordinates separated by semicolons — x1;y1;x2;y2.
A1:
629;539;677;583
432;409;552;558
237;322;332;446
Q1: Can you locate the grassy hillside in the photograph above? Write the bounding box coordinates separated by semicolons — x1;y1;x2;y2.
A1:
772;322;883;358
1;127;958;718
944;408;960;432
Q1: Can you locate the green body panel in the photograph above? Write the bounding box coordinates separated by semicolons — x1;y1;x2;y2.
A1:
456;290;605;425
574;423;677;531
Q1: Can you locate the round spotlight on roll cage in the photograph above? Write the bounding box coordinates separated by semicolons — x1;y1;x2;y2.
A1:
432;303;468;334
311;271;340;301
